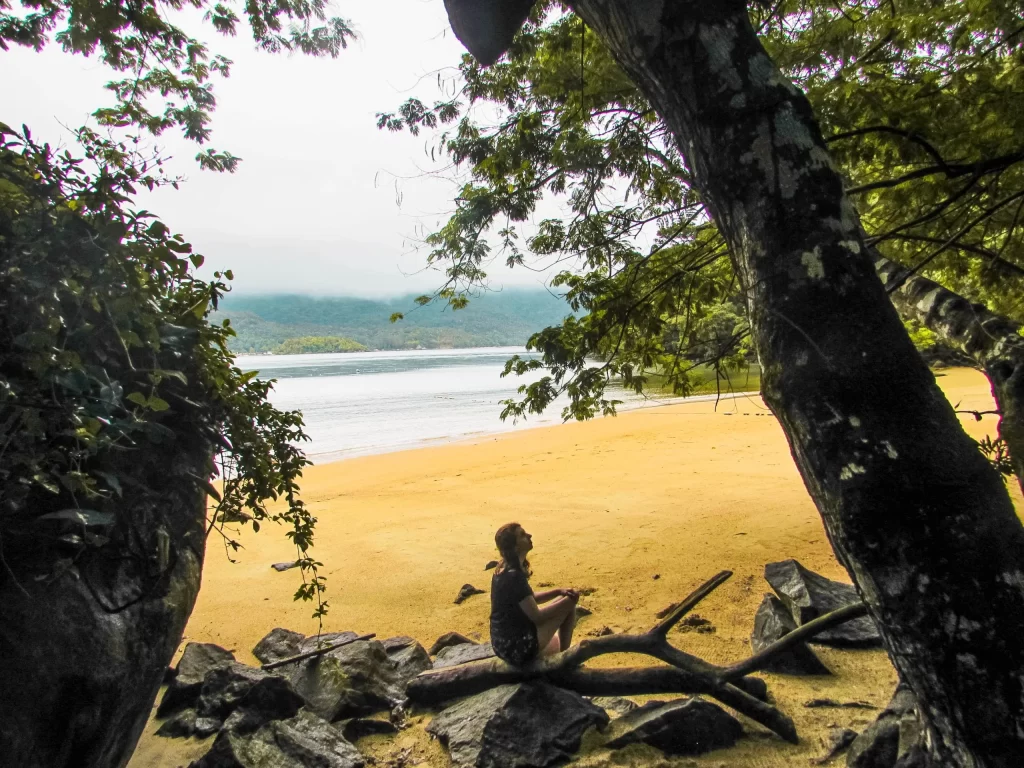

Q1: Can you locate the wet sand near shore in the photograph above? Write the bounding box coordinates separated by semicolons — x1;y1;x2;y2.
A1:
130;367;1022;767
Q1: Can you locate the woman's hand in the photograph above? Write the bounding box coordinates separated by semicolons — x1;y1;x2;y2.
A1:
560;588;580;602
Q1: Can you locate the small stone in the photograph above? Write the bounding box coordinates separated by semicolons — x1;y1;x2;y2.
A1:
652;574;661;580
589;626;614;637
454;584;485;605
271;561;299;572
575;605;593;618
484;560;498;570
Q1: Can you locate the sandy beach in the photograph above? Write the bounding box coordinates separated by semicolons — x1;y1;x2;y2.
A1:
131;367;1022;767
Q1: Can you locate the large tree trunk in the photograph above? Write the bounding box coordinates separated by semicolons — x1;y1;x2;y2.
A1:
0;438;210;767
441;1;1024;764
560;2;1024;764
875;254;1024;494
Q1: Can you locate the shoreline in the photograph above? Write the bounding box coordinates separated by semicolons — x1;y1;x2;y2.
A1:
130;366;1021;768
305;386;764;464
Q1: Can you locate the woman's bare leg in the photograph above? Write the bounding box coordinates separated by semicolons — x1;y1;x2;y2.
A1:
558;608;575;651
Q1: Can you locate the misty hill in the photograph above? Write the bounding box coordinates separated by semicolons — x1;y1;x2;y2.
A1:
215;290;571;353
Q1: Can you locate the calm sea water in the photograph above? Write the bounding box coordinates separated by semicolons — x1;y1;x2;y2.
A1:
235;347;677;463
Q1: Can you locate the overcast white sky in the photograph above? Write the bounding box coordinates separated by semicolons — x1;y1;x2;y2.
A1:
2;0;563;297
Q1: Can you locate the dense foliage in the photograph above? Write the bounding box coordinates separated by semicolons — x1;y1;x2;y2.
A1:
217;290;572;353
0;125;327;616
379;0;1024;423
274;336;368;355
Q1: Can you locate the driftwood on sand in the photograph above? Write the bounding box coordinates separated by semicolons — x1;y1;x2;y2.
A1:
407;571;872;745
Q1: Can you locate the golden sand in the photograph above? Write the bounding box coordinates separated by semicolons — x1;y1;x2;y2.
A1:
130;367;1022;767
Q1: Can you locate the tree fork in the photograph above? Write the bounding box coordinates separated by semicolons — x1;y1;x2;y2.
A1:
409;571;880;746
875;253;1024;494
440;1;1024;765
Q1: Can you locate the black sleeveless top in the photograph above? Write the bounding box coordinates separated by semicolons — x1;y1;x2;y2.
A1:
489;566;539;665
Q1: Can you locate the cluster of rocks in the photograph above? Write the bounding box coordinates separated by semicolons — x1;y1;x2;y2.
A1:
749;559;882;676
158;627;748;767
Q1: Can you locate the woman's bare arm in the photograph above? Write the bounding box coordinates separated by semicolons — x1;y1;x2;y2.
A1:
518;593;577;625
533;588;564;603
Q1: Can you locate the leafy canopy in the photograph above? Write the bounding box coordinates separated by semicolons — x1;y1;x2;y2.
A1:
1;0;354;170
379;0;1024;422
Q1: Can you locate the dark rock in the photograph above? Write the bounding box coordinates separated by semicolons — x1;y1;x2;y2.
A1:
429;632;477;655
764;560;881;646
339;717;399;741
381;636;417;651
810;727;857;764
157;709;198;739
0;422;211;768
805;699;878;710
454;584;486;604
271;561;299;572
220;676;306;735
426;682;608;767
252;628;305;666
605;697;743;756
589;626;614;637
750;594;831;675
484;560;499;570
183;661;303;739
733;676;769;702
383;638;432;685
253;629;361;668
286;638;405;721
432;642;496;669
195;663;275;725
190;710;364;768
159;642;237;716
847;685;920;768
589;696;637;717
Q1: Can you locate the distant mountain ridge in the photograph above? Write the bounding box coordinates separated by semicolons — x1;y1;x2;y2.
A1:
215;290;571;353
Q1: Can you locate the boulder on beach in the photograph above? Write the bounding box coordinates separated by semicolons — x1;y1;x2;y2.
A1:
286;637;406;720
382;635;432;684
189;710;364;768
604;697;743;756
750;593;831;675
158;642;236;717
764;559;881;646
847;685;924;768
426;682;608;768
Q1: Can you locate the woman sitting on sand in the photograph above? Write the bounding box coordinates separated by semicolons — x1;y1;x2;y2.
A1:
490;522;579;666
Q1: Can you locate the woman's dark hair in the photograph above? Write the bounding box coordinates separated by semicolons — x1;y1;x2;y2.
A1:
495;522;531;577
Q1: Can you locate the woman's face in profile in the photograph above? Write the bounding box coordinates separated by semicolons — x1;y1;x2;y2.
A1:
516;527;534;556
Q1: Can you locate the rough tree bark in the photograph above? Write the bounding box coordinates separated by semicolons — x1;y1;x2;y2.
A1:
875;254;1024;494
443;1;1024;765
